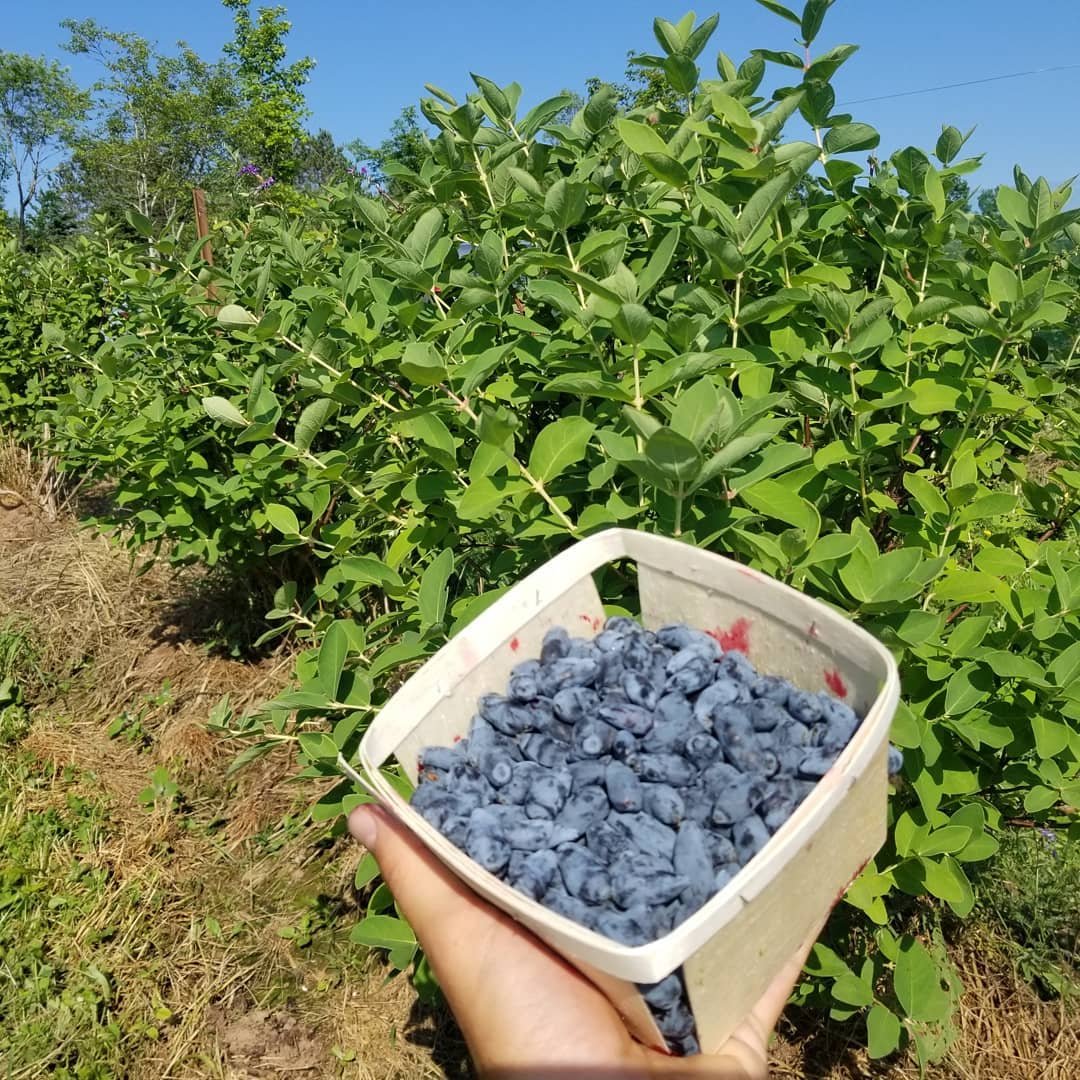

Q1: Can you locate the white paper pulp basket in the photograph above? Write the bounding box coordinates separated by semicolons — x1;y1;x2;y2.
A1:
356;528;900;1054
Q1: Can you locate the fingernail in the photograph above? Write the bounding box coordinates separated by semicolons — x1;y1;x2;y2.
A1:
350;806;378;849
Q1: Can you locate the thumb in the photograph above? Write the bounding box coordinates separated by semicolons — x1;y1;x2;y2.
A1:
348;803;515;965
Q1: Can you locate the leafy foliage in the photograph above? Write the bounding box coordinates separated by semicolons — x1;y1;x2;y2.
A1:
2;2;1080;1065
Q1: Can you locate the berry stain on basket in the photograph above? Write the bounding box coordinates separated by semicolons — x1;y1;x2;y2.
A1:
707;617;751;654
823;668;848;698
408;616;899;1056
510;636;520;652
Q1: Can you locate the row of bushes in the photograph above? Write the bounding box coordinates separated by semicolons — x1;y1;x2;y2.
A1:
2;5;1079;1065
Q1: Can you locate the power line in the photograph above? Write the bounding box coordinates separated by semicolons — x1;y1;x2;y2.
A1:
839;63;1080;107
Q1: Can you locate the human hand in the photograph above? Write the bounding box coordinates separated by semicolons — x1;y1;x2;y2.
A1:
349;804;819;1079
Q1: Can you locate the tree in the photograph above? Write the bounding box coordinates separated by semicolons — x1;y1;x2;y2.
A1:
294;128;349;191
0;53;87;246
222;0;314;184
24;187;78;251
61;19;238;225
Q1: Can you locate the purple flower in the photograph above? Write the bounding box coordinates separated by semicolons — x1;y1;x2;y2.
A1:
359;166;368;177
239;163;260;176
256;176;276;192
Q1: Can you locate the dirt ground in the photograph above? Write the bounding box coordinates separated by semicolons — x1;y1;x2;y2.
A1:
1;448;1076;1079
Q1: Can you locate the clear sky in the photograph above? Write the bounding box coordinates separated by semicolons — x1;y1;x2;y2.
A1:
6;0;1080;201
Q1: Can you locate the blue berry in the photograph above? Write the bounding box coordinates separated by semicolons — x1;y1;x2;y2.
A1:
643;783;685;826
639;973;682;1011
665;648;715;694
568;759;607;790
622;668;661;709
888;745;904;776
787;688;824;725
555;786;611;837
510;848;559;901
572;718;616;758
605;761;644;812
733;814;771;863
638;753;696;787
597;700;653;736
552;686;598;724
465;809;511;872
717;651;757;683
540;626;571;663
797;748;837;779
529;769;572;816
521;732;569;769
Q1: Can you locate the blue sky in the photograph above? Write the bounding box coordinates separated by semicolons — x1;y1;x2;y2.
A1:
7;0;1080;201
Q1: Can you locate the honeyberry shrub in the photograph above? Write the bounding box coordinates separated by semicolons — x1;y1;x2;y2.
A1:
0;220;130;439
15;0;1080;1065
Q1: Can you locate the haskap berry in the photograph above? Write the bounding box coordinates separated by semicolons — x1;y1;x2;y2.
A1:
409;617;900;1055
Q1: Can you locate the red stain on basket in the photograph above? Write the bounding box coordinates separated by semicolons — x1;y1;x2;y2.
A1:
833;855;874;907
823;668;848;698
579;613;602;631
509;636;520;652
452;734;463;743
708;617;751;654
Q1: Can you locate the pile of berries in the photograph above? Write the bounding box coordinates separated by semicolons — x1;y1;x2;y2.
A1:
410;617;885;1054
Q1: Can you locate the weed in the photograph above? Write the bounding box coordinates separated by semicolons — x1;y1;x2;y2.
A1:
977;829;1080;999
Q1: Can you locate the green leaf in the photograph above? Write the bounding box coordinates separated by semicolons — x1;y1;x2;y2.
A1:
955;493;1018;525
739;480;820;540
613;303;653;345
831;972;874;1007
400;342;447;386
318;620;351;699
418;549;454;628
637;227;681;300
202;396;248;428
735;165;812;249
1049;641;1080;687
615;118;668;156
670;378;721;447
528;416;595;483
866;1004;902;1059
893;936;951;1022
988;262;1020;306
944;662;993;714
471;73;511;119
354;852;380;889
349;914;417;950
294;398;337;453
265;503;301;536
216;304;257;330
544;179;588;231
903;472;949;518
583;85;618;133
923;167;947;219
915;826;972;857
823;122;880;155
298;732;339;761
644;429;703;485
753;0;801;25
642;152;691;188
801;0;833;45
458;475;526;521
403;208;444;264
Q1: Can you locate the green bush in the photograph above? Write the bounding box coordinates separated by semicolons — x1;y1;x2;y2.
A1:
3;1;1080;1066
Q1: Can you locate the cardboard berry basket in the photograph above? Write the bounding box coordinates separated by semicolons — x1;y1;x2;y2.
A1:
355;528;900;1054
